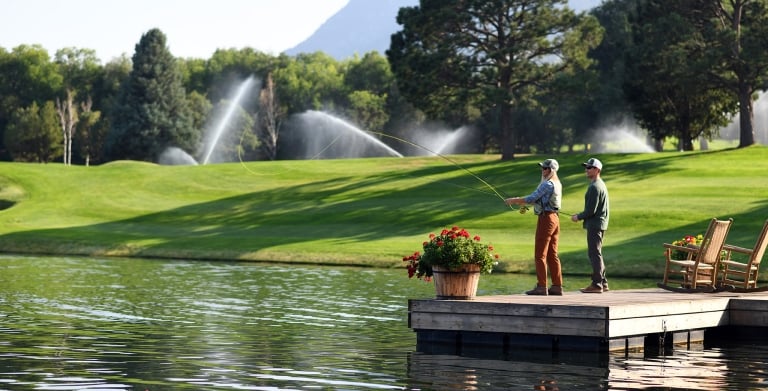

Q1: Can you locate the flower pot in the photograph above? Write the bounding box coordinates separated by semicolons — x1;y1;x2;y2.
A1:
431;264;481;300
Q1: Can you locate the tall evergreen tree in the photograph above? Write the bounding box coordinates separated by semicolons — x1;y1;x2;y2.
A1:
106;28;197;162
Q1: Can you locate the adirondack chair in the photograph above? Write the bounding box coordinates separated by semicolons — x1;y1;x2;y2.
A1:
720;219;768;291
659;218;733;292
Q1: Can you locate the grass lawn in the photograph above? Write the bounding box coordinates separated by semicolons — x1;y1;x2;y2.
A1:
0;145;766;278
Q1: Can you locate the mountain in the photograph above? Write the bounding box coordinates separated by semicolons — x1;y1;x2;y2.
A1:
286;0;604;60
284;0;417;60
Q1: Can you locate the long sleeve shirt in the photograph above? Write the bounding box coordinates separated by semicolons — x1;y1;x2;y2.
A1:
523;179;561;215
577;178;609;230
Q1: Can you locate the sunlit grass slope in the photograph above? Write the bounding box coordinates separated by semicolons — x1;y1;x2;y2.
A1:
0;146;765;278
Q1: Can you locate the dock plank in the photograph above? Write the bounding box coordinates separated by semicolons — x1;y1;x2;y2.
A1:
410;287;768;352
608;311;728;337
411;311;606;336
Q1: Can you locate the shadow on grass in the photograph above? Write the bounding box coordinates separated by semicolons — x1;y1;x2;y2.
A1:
0;159;532;262
0;148;763;271
572;201;768;278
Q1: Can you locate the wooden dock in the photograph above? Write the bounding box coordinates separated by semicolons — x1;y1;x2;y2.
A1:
409;288;768;353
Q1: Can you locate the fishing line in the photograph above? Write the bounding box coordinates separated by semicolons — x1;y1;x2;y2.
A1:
236;125;531;212
237;127;260;176
237;124;362;175
308;129;507;198
363;131;530;211
363;131;578;215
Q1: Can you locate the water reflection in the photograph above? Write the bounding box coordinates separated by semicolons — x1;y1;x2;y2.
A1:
0;255;766;390
0;256;418;390
408;345;768;390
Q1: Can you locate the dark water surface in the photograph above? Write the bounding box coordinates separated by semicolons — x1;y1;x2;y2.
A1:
0;255;766;390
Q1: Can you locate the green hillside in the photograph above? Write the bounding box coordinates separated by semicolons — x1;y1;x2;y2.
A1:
0;146;766;278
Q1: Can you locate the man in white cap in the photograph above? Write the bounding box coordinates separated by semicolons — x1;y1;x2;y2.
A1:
505;159;564;296
571;158;610;293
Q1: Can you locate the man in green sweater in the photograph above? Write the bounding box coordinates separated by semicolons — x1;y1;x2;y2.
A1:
571;158;610;293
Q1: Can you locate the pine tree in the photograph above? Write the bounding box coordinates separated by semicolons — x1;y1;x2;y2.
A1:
106;28;197;161
387;0;603;160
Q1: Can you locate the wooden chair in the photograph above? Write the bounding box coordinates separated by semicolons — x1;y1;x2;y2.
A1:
720;219;768;291
659;218;733;292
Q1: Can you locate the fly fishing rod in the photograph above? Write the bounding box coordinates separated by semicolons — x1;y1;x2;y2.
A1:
236;125;533;213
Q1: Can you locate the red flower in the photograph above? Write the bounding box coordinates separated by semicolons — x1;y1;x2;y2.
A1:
402;226;500;280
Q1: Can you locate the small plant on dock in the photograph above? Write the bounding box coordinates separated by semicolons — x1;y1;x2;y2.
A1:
403;226;499;281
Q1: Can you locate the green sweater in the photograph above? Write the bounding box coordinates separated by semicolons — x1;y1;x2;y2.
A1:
577;178;609;231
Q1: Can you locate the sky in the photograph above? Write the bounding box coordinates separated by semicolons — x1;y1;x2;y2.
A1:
1;0;350;62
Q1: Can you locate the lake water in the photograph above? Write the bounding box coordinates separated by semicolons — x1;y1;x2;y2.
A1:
0;255;766;390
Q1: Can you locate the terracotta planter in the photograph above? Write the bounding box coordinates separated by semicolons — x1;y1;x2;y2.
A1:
431;264;481;300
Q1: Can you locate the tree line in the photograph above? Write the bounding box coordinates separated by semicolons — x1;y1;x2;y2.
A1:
0;0;764;165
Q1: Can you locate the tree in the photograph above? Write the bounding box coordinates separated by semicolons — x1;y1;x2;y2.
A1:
347;90;389;132
55;89;78;164
0;45;62;159
578;0;638;149
343;52;394;141
55;48;101;95
87;55;131;165
343;52;394;96
4;101;62;162
106;28;197;162
387;0;603;159
273;52;345;115
687;0;768;148
588;0;635;122
259;73;283;160
204;48;274;103
187;90;213;140
54;48;103;164
74;97;102;166
624;0;735;151
178;57;209;95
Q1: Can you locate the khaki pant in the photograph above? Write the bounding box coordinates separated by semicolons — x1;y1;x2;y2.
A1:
587;227;608;289
534;212;563;287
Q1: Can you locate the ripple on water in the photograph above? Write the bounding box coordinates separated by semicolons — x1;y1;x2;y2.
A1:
1;256;768;390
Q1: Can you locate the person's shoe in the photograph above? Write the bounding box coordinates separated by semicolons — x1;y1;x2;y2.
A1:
603;286;610;292
526;285;548;295
580;285;603;293
548;285;563;296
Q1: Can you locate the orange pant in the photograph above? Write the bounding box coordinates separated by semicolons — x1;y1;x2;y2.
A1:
534;212;563;287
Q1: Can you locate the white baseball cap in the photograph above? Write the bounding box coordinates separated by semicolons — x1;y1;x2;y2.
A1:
582;158;603;170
